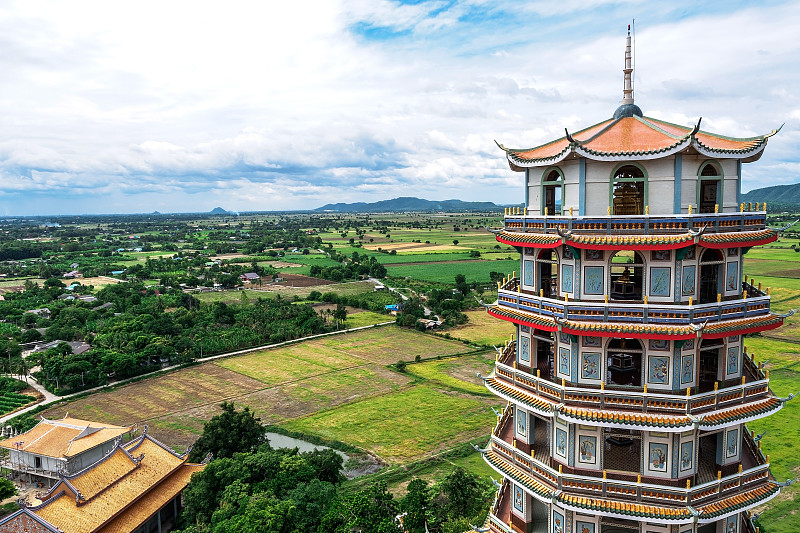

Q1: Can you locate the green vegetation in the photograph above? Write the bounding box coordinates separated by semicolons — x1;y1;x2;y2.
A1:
187;402;268;462
282;385;495;463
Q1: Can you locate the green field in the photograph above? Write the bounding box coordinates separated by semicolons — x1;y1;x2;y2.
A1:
386;259;518;283
745;336;800;533
282;384;496;463
449;309;516;346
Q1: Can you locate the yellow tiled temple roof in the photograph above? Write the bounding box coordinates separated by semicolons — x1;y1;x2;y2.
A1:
0;416;131;459
27;432;203;533
97;463;203;533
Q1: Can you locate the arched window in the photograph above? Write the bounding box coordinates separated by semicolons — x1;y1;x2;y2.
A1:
541;169;563;215
699;249;723;304
606;338;643;387
698;162;722;213
611;165;646;215
609;250;644;301
536;249;558;298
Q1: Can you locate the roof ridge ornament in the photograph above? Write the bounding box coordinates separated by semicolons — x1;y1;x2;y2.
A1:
564;128;577;144
690;117;703;136
494;140;508;152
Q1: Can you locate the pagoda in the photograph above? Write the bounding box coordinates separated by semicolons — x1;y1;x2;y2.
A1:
476;28;794;533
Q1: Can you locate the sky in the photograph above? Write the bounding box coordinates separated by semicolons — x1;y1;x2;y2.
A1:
0;0;799;216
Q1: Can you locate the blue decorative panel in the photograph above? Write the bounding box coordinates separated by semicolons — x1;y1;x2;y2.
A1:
683;339;694;351
524;260;534;286
649;442;668;472
681;265;696;295
726;261;739;291
578;435;596;464
562;264;574;293
584;266;604;295
581;352;601;380
648;356;670;385
680;441;693;471
651;250;671;261
727;346;739;374
680;354;694;384
582;336;601;348
726;428;739;458
553;510;565;533
726;514;739;533
649;339;669;351
649;266;671;296
560;332;571;344
575;522;595;533
555;428;567;458
559;347;570;376
516;408;527;437
513;483;524;513
519;336;531;363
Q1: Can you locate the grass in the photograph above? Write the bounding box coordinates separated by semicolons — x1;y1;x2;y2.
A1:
282;384;496;463
449;309;516;346
344;311;393;328
215;342;365;386
405;352;495;396
386;259;518;283
743;336;800;533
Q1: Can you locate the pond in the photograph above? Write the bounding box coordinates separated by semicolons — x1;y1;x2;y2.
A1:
265;432;348;461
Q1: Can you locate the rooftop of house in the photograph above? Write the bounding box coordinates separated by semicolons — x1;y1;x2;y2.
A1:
0;416;131;459
0;431;204;533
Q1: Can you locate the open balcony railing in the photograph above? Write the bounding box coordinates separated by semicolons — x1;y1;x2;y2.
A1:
502;210;767;236
486;477;513;533
493;341;770;414
496;278;772;326
487;425;772;509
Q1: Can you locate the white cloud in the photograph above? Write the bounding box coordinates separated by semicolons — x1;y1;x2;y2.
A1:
0;0;798;214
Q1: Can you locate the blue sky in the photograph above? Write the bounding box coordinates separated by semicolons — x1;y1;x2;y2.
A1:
0;0;798;215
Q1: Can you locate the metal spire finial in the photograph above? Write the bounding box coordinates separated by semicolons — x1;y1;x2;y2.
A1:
622;24;634;105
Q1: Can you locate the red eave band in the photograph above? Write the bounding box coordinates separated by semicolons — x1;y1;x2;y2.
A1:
699;234;778;249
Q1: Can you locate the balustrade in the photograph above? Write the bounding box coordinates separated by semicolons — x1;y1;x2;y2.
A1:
493;342;768;415
496;278;772;327
488;429;771;508
502;211;766;236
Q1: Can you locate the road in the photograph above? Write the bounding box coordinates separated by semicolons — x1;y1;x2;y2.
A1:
0;321;394;425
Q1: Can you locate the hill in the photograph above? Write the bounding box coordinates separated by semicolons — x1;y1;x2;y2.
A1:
742;183;800;205
209;207;232;215
315;197;502;213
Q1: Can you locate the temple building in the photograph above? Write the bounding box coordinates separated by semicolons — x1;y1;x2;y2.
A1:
476;28;793;533
0;416;132;484
0;428;205;533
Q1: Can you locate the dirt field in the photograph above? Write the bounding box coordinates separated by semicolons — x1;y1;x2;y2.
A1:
41;326;477;450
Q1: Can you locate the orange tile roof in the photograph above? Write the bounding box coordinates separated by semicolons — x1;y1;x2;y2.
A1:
501;115;775;168
27;433;203;533
581;117;683;154
97;464;203;533
0;417;131;459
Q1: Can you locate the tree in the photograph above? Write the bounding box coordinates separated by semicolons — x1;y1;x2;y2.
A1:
0;478;17;499
401;478;430;533
188;402;267;462
332;303;348;329
452;239;459;246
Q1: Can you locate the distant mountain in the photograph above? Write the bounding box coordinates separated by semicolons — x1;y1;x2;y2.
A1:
742;183;800;204
315;197;502;213
209;207;231;215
